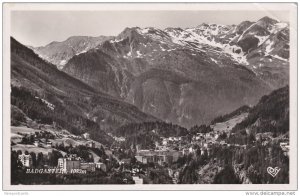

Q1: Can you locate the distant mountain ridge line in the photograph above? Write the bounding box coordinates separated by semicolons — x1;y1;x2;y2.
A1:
32;16;289;69
57;16;288;127
13;15;289;128
32;15;288;48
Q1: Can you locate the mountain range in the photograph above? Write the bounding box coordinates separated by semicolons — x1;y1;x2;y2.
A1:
11;37;157;144
32;36;113;69
25;16;289;128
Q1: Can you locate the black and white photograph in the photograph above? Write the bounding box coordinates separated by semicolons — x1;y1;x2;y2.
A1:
2;2;298;191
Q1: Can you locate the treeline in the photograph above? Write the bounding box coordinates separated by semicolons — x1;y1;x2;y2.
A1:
230;144;289;184
212;144;289;184
11;106;26;126
189;124;213;135
11;86;112;145
174;142;289;184
146;168;173;184
213;165;241;184
211;105;251;124
177;150;210;184
232;86;289;135
11;86;54;125
227;131;256;145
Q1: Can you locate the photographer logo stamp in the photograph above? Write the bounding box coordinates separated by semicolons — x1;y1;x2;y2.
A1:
267;167;280;177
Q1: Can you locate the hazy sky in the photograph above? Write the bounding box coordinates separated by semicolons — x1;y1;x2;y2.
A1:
11;10;289;47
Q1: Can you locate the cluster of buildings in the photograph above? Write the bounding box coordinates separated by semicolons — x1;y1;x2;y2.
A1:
33;139;52;148
57;154;107;172
107;133;126;142
135;149;182;165
132;127;269;167
33;132;96;149
255;132;273;146
17;153;107;173
191;131;227;144
158;136;187;151
135;134;215;165
154;130;241;160
162;136;182;145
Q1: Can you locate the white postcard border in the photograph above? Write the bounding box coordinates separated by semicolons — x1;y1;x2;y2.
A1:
2;2;298;191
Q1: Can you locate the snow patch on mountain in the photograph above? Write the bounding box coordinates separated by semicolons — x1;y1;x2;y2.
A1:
265;40;274;54
76;50;87;56
254;35;269;46
160;45;166;51
210;58;218;64
136;50;142;58
140;28;150;34
237;22;257;42
60;60;67;65
270;22;288;33
110;38;124;43
163;26;250;65
272;55;288;62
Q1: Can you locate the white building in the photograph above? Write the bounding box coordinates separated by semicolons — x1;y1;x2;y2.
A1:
200;148;205;155
162;139;168;146
168;137;174;141
189;147;195;153
46;141;52;148
18;154;32;167
33;140;40;147
280;142;288;148
114;136;125;142
95;162;107;172
214;134;219;139
132;176;143;184
82;133;90;140
57;154;81;171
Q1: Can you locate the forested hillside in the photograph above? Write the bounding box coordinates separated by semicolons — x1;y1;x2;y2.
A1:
232;86;289;136
11;37;157;144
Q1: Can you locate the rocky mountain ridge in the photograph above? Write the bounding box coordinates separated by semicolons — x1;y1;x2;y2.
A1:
32;16;289;128
33;35;113;69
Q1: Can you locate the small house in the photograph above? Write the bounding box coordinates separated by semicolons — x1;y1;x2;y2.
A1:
82;133;90;140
